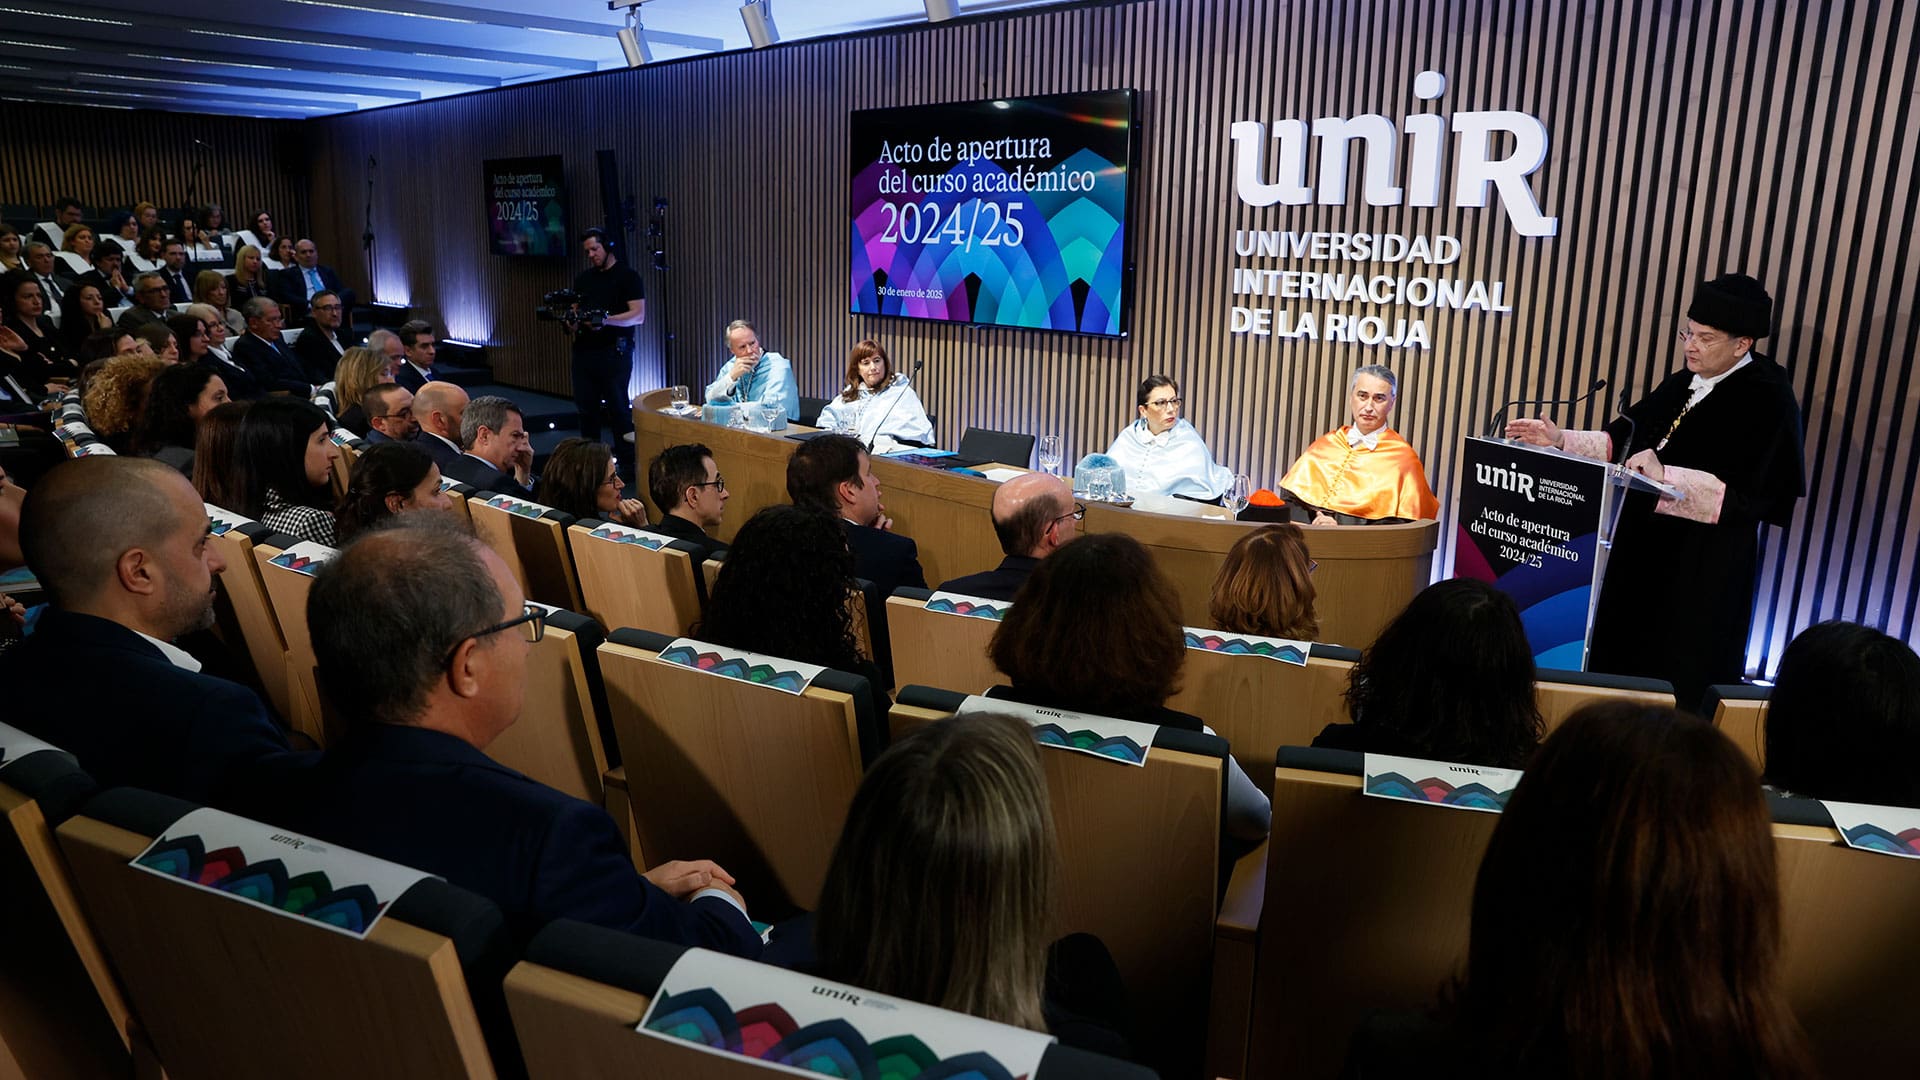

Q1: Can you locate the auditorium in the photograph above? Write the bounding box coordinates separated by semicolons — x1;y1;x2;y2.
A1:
3;0;1918;1076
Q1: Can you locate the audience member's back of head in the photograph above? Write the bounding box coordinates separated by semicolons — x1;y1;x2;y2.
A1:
1764;620;1920;807
1344;577;1541;768
785;433;864;512
698;503;860;670
533;437;613;520
235;397;331;517
307;515;502;733
816;711;1054;1030
193;401;251;511
82;352;167;440
134;362;218;455
20;456;193;611
335;441;444;544
1452;703;1811;1078
648;442;712;517
1208;522;1319;640
990;532;1183;715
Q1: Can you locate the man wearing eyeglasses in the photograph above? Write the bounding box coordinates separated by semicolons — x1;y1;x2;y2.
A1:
115;273;174;333
236;517;764;957
361;384;419;446
644;442;730;564
1104;374;1236;501
293;290;360;385
937;473;1081;602
1280;364;1439;524
1505;273;1805;704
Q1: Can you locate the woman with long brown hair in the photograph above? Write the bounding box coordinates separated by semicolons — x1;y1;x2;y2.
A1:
815;339;933;445
1345;703;1814;1078
192;401;251;511
1207;522;1320;641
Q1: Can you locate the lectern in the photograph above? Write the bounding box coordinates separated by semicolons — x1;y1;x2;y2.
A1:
1453;436;1678;669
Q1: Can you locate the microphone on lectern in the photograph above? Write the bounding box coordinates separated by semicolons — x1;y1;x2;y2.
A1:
1611;389;1637;467
1487;377;1608;438
865;356;926;451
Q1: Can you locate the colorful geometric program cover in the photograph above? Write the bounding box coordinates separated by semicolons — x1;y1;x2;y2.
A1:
267;540;337;577
955;695;1155;768
0;721;59;769
129;807;434;939
926;591;1009;621
1820;800;1920;860
658;638;826;696
328;428;357;448
205;503;256;537
1182;627;1310;665
585;521;666;549
1362;754;1522;814
485;494;552;518
637;948;1054;1079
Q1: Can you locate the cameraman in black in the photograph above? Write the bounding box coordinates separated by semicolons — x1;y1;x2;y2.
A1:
567;227;646;477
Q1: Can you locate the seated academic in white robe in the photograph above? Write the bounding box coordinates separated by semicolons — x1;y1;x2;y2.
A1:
1102;376;1234;500
815;339;934;445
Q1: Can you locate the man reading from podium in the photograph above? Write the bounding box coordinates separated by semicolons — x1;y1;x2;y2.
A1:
1103;374;1234;500
1505;273;1805;703
1279;364;1438;523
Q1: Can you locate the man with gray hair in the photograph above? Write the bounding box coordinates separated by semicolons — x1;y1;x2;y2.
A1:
440;394;534;498
25;242;68;316
703;318;799;421
1279;363;1439;523
239;517;762;952
0;458;290;802
116;272;174;333
231;296;314;396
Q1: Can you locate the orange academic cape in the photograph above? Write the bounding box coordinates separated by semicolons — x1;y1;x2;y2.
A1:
1278;426;1440;521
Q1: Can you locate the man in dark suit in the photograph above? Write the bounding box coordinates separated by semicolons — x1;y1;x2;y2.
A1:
440;394;535;499
394;319;436;393
787;433;926;599
938;472;1081;601
412;381;467;468
361;383;417;446
236;518;763;953
159;239;195;305
116;273;173;333
0;458;292;804
268;238;349;323
230;297;314;396
291;290;358;385
24;243;70;317
74;248;129;308
644;442;730;562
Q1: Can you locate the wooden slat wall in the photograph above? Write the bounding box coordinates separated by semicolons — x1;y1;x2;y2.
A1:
0;103;308;235
295;0;1916;677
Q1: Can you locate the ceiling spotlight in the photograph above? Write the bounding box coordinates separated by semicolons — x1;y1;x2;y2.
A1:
609;1;652;67
739;0;779;49
924;0;961;20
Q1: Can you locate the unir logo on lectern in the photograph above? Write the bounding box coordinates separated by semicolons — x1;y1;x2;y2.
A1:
1228;71;1557;238
1476;460;1537;503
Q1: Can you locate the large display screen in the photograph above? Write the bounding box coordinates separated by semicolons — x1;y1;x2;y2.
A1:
849;90;1136;336
486;155;568;257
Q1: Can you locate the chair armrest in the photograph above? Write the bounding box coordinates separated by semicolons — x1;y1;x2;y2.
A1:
1207;839;1268;1079
1217;839;1267;941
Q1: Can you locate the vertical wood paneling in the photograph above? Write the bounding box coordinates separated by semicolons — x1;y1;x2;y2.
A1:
292;0;1919;678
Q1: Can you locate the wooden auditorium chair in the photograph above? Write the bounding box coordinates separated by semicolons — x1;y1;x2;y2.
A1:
206;506;295;723
327;427;362;503
1704;682;1770;769
1533;666;1676;731
0;736;137;1079
505;919;1157;1080
1168;635;1359;798
481;606;615;807
441;477;477;531
888;686;1236;1079
565;519;705;637
251;532;339;746
885;586;1004;695
596;628;880;916
468;492;584;611
55;788;517;1080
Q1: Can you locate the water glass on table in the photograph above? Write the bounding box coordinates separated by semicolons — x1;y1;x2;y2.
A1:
669;385;690;412
1226;473;1251;516
1085;466;1113;501
1037;435;1062;476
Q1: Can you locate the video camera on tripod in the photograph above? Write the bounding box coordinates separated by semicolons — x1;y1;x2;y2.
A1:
538;288;609;332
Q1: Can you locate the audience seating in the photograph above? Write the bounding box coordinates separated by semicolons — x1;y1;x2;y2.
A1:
1169;638;1359;797
0;744;136;1079
56;787;515;1079
701;555;723;595
1534;667;1676;730
596;627;876;916
565;521;704;638
207;512;295;723
251;532;337;746
885;586;1002;694
504;918;1156;1080
480;607;613;806
441;478;476;531
889;685;1232;1079
958;425;1035;467
467;492;584;611
1704;683;1770;769
327;428;362;503
797;394;829;428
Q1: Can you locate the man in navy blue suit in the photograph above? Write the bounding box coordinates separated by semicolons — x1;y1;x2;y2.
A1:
938;472;1081;602
238;518;763;954
786;433;925;600
439;395;535;499
0;457;291;804
411;381;468;469
268;238;350;323
230;297;314;396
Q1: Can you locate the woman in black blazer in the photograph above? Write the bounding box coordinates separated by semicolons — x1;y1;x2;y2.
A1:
1;270;74;393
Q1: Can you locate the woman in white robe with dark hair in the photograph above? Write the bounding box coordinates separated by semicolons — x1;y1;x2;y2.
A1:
1102;374;1234;500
